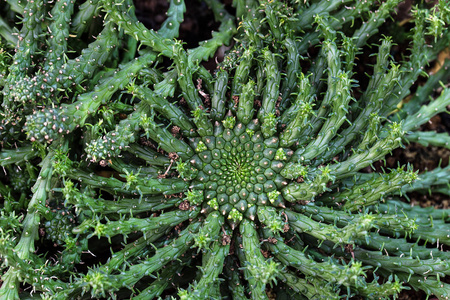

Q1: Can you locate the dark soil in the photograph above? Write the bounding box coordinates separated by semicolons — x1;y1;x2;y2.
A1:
134;0;224;49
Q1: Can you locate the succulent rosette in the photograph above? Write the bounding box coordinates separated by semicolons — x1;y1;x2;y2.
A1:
1;0;450;299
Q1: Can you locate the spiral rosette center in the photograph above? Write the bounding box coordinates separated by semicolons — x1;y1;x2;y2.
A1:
184;118;291;224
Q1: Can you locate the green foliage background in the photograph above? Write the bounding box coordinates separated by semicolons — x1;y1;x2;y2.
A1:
0;0;450;299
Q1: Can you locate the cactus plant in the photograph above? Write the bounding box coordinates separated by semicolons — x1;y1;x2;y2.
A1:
1;0;450;299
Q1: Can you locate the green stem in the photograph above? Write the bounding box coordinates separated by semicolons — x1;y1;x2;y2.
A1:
0;148;56;299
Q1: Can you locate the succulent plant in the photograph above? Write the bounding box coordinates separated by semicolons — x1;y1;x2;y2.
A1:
1;0;450;299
